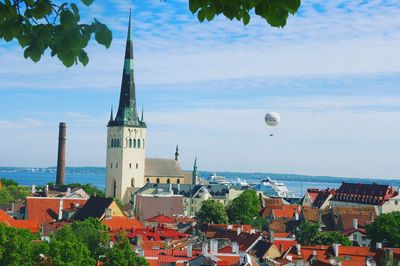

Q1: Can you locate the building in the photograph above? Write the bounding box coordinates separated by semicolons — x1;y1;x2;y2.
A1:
329;182;399;214
105;15;198;203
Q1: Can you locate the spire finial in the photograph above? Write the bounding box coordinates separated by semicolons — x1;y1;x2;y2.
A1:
109;105;114;122
175;145;179;161
192;155;198;185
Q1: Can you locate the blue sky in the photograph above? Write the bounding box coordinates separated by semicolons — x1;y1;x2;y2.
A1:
0;0;400;179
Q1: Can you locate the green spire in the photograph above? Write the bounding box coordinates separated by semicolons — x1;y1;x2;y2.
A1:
109;10;145;128
192;156;198;184
175;145;179;161
109;105;114;122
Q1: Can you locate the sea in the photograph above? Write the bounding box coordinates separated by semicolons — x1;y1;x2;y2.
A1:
1;167;399;197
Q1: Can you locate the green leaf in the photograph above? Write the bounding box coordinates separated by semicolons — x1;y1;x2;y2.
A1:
70;3;80;21
242;11;250;25
189;0;199;13
283;0;301;14
94;22;112;48
81;0;94;6
60;10;76;28
78;50;89;66
197;9;206;22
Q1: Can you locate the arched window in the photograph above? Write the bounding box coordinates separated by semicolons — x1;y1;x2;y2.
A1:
136;163;138;169
110;163;113;168
129;139;132;148
111;139;114;147
129;163;132;169
116;163;118;168
142;139;145;148
146;178;150;183
113;180;116;198
137;139;141;148
117;139;120;147
133;139;136;148
131;178;135;187
177;179;181;184
167;179;170;184
156;178;160;184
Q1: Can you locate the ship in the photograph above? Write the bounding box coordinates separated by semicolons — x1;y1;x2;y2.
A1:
253;177;295;198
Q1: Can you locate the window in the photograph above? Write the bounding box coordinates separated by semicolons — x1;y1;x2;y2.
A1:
116;163;118;168
167;179;170;184
116;139;120;147
131;178;135;187
146;178;150;183
177;179;180;184
110;163;113;168
133;139;136;148
129;163;132;169
395;200;399;205
129;139;132;148
113;180;116;198
136;163;138;169
138;139;141;148
156;178;160;184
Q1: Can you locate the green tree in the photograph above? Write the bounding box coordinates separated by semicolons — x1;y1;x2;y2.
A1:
189;0;300;26
102;232;148;266
297;222;351;246
296;221;320;245
1;0;300;67
366;211;400;248
0;0;112;67
0;223;42;265
0;178;19;187
55;217;110;259
197;199;228;224
226;189;261;225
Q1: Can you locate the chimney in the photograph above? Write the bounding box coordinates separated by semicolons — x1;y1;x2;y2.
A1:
333;243;340;257
66;187;71;197
250;229;256;234
210;239;218;254
376;242;382;250
352;219;358;229
232;242;239;254
56;122;66;185
202;243;208;255
227;224;233;230
237;226;242;236
187;243;193;258
31;185;36;194
45;185;49;197
269;229;275;244
370;213;375;223
296;244;301;256
295;210;299;221
58;198;63;220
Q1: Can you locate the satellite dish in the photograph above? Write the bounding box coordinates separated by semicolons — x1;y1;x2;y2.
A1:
265;112;281;127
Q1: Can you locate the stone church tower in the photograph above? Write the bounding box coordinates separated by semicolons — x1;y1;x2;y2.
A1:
106;13;146;203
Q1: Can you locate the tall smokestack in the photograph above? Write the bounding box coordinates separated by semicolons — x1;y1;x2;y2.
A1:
56;122;66;185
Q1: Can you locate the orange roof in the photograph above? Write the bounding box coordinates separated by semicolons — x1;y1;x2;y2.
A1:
145;214;175;223
26;197;88;223
272;205;300;219
141;240;165;250
216;255;240;266
103;216;143;230
0;210;40;233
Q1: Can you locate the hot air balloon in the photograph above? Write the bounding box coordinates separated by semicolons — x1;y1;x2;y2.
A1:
265;112;281;127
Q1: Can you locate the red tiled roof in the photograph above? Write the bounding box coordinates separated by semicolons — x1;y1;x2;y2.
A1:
103;216;143;231
0;210;40;233
145;214;175;224
340;213;374;231
26;197;87;223
306;189;321;204
272;205;300;219
137;195;184;221
216;255;240;266
144;249;202;265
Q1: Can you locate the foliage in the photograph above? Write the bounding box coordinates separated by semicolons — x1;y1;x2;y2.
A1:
226;189;261;226
0;223;41;266
102;232;148;266
197;199;228;224
0;0;112;67
55;217;110;259
296;222;351;246
0;178;30;204
189;0;301;26
366;211;400;248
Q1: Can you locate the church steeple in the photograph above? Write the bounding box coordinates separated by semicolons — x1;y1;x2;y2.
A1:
192;156;198;184
109;11;145;128
109;106;114;123
175;145;179;161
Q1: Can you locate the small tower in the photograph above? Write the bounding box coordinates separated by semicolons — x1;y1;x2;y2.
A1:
175;145;179;161
192;156;198;185
105;12;146;203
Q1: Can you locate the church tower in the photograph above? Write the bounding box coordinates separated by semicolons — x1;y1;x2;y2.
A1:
106;13;146;203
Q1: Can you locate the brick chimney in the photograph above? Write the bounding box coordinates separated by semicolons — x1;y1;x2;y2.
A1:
56;122;66;185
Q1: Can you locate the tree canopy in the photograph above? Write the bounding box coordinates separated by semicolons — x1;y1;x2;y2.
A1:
0;178;30;204
366;211;400;248
226;189;261;225
296;222;351;246
0;0;300;67
196;199;228;224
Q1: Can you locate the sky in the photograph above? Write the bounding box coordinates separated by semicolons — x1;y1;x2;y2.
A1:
0;0;399;179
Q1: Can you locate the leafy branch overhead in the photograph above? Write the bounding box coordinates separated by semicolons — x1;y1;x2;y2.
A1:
0;0;112;67
189;0;301;26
